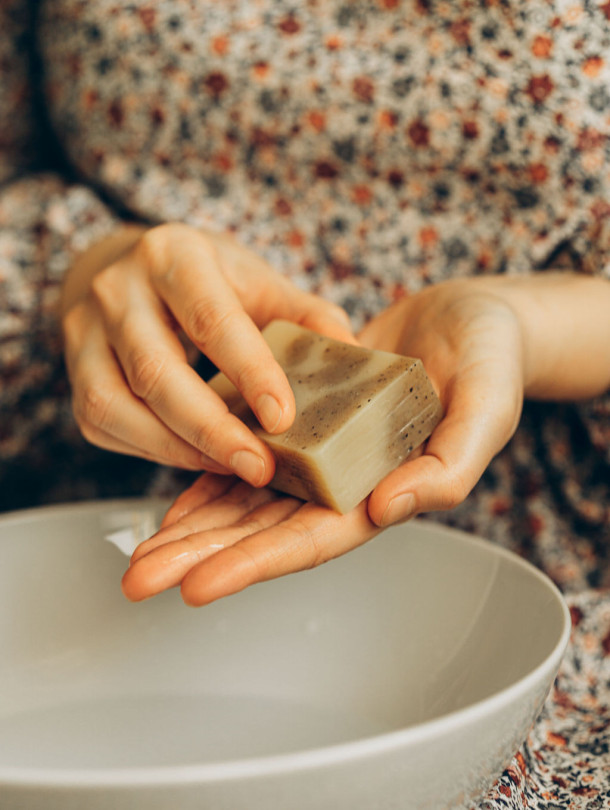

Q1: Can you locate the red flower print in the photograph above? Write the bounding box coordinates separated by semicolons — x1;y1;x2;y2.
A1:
547;732;568;747
204;72;230;96
108;99;124;127
531;34;553;58
287;230;305;248
274;197;292;216
353;76;375;103
450;19;471;47
278;15;301;35
150;107;165;126
390;283;407;301
387;169;404;188
407;118;430;147
351;185;373;205
602;627;610;656
577;127;605;151
378;109;398;129
462;120;479;139
252;61;270;80
544;135;562;153
314;161;339;179
529;162;549;183
307;110;326;131
573;787;601;798
525;74;555;104
330;260;353;280
211;36;229;56
138;6;156;31
251;128;275;148
582;56;604;77
325;35;342;50
418;225;438;247
515;752;527;776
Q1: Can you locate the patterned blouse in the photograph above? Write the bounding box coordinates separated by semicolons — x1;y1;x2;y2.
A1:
1;1;609;806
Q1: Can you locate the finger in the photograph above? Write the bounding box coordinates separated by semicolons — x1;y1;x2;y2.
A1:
91;273;278;487
122;497;301;601
179;500;380;606
159;473;236;529
203;229;357;346
143;230;297;434
255;274;357;346
367;362;523;527
79;422;209;470
64;301;212;470
129;481;277;563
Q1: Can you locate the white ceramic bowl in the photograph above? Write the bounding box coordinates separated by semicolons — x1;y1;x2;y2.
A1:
0;499;570;810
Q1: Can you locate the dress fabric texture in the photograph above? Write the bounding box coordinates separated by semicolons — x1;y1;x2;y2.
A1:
0;1;609;806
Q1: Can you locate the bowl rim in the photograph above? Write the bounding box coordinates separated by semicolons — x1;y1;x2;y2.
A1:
0;499;571;788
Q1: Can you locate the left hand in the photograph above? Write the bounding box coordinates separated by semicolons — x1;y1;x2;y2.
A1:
122;277;529;606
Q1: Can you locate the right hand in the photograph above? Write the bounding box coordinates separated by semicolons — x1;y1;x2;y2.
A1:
61;222;354;485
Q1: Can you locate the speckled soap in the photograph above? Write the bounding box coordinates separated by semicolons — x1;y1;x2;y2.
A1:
209;320;443;513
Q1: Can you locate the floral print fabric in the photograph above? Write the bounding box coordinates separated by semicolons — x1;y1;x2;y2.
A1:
1;1;609;806
38;0;610;325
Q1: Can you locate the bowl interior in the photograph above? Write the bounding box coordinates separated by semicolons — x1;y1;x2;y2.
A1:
0;499;567;775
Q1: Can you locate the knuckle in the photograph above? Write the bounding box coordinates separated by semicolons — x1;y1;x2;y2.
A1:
238;545;266;580
237;512;267;536
188;413;224;458
90;265;121;310
234;356;266;394
284;517;325;568
135;225;172;268
77;418;102;447
127;350;168;401
438;472;471;511
61;303;85;345
183;299;235;347
74;383;114;434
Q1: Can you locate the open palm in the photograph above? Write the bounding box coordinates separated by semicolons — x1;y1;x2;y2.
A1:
122;279;526;606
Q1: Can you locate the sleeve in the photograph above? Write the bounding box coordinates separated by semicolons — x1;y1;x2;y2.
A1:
567;205;610;467
0;0;38;183
0;173;122;459
0;3;131;505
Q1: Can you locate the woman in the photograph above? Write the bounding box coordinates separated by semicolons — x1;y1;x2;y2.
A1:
1;1;609;805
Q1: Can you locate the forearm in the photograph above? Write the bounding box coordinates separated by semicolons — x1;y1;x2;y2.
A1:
481;272;610;401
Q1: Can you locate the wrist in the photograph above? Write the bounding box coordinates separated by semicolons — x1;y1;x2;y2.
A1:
474;273;610;401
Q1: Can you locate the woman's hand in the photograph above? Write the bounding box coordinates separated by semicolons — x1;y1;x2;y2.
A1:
121;272;610;606
121;473;381;606
362;271;610;525
61;222;353;484
360;279;526;526
121;276;529;605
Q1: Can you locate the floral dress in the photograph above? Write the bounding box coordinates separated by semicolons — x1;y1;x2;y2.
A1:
1;1;609;806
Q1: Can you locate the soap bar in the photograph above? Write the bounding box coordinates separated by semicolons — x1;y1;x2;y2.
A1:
209;321;443;514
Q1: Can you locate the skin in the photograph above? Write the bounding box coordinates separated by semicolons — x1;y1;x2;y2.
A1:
61;224;610;607
61;222;355;484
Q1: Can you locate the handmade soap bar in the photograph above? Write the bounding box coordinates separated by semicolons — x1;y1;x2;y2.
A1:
209;321;443;514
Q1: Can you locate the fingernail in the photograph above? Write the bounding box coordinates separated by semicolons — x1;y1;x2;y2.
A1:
230;450;266;487
380;492;416;527
256;393;283;433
